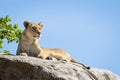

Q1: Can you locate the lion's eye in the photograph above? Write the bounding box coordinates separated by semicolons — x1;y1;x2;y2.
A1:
32;27;36;31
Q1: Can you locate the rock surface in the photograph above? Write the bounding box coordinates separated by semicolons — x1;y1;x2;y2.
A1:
0;55;120;80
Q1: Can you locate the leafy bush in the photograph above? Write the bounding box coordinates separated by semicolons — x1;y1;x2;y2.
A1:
0;16;22;54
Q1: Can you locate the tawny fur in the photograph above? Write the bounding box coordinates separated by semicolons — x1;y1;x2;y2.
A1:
16;21;90;69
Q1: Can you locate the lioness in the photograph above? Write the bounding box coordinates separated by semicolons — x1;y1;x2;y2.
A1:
16;21;90;69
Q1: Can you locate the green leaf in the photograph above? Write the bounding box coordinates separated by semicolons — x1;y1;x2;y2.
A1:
3;50;10;54
6;15;11;21
0;15;23;53
14;24;18;29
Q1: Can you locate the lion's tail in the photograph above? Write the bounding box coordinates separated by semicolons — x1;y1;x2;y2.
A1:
71;58;90;69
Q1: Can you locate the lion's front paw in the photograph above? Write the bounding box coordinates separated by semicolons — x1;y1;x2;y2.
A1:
19;53;28;56
37;55;44;59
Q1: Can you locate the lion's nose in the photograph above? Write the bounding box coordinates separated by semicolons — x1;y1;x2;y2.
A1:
37;32;41;35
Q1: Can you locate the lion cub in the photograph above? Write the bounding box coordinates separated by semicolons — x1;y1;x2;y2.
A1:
16;21;90;69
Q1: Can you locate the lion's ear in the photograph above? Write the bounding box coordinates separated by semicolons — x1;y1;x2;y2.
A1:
23;21;30;29
38;22;43;27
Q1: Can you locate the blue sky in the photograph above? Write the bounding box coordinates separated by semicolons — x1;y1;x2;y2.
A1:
0;0;120;75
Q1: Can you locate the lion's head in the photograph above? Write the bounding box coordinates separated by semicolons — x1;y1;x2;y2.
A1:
23;21;43;39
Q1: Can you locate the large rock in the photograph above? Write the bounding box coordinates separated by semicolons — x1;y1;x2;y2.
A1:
0;55;120;80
